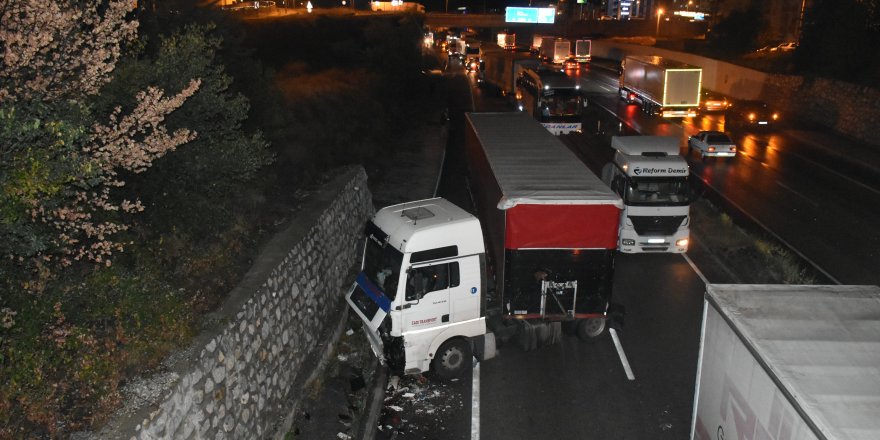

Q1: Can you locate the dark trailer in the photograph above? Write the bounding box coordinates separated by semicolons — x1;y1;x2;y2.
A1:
464;112;623;341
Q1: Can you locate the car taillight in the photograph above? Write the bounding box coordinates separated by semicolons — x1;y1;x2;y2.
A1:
629;93;636;100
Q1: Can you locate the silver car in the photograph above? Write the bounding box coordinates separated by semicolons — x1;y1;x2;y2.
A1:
688;130;737;159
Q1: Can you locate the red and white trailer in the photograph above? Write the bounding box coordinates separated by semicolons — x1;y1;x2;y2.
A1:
465;112;623;339
692;284;880;440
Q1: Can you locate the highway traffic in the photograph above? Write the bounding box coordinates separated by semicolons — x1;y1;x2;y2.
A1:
566;60;880;285
371;46;879;439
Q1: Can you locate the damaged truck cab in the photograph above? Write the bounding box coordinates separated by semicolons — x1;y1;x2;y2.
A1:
345;198;496;379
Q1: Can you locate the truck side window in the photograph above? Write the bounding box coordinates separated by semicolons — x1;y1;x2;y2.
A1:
612;175;626;197
406;262;461;301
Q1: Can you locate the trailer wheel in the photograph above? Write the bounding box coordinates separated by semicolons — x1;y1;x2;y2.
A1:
432;339;472;380
577;318;606;341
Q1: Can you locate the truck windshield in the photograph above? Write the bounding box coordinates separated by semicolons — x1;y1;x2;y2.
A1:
539;90;583;122
626;177;690;206
362;237;403;302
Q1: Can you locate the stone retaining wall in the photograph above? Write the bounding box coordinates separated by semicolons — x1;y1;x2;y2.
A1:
593;41;880;147
82;166;374;439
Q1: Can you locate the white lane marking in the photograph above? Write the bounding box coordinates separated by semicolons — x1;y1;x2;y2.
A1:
683;253;709;286
776;181;820;208
610;328;635;381
471;357;480;440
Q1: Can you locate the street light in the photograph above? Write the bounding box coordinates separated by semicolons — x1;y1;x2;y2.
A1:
656;8;664;36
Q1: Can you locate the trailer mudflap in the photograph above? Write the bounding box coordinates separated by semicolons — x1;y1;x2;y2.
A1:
607;302;625;330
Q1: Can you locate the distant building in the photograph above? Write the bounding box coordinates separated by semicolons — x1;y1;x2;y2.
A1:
606;0;656;19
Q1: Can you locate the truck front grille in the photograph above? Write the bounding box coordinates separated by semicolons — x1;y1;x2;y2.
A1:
630;215;686;236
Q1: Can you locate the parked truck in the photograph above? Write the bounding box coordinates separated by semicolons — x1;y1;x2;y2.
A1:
692;284;880;440
601;136;690;253
539;36;570;64
531;34;543;52
619;55;702;118
496;32;516;50
479;44;540;97
345;112;623;379
574;39;591;63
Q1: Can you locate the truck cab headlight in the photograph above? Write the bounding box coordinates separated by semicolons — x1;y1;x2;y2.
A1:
675;238;689;247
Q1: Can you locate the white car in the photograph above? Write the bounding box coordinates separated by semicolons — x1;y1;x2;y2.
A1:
688;131;737;159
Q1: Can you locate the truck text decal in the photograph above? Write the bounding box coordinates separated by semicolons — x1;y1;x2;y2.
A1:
633;167;688;176
412;317;438;326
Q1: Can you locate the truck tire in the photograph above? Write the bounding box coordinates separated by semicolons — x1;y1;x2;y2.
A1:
577;318;606;341
432;339;472;380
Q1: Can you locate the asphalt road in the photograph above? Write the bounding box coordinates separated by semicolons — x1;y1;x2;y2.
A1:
374;56;708;440
375;50;880;439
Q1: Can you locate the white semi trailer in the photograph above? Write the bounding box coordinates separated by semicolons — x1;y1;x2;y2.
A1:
479;44;540;97
539;36;570;64
574;39;591;63
619;55;702;118
692;284;880;440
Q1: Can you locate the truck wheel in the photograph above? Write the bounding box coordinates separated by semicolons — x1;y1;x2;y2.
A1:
577;318;606;341
432;339;472;380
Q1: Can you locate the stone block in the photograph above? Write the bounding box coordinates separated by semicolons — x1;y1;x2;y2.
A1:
205;398;215;415
234;424;248;438
193;389;204;406
196;418;212;439
211;365;225;384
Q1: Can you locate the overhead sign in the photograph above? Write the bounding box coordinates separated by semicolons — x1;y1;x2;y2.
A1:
505;7;556;24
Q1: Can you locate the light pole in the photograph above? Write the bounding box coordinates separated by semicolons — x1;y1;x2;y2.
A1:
656;8;664;36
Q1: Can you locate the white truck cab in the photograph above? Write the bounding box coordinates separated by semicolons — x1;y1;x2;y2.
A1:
602;136;691;253
345;198;495;378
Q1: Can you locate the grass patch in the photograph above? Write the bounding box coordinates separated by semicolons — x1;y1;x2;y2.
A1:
690;197;818;284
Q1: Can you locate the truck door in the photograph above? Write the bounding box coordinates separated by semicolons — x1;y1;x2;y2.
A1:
401;260;461;333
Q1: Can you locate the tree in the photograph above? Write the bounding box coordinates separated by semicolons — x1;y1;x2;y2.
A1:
795;0;880;84
0;0;200;273
706;5;765;55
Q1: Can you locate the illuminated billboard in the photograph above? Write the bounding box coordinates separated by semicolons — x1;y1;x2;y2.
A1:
505;7;556;24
